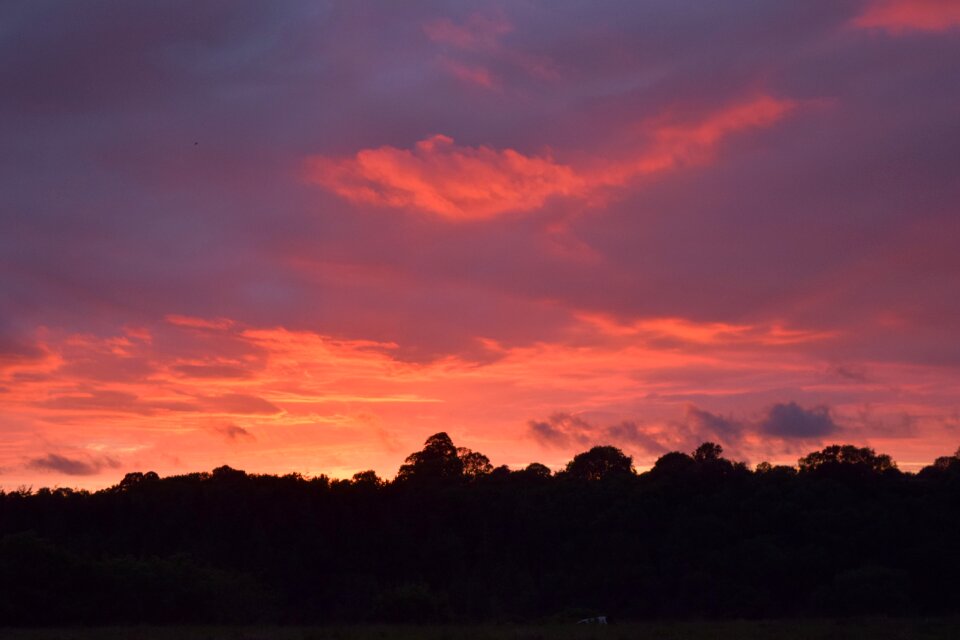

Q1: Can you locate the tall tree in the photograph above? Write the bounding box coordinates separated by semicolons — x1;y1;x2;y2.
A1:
396;432;464;483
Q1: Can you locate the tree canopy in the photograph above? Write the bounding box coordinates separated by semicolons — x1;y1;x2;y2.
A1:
395;432;464;483
562;445;634;481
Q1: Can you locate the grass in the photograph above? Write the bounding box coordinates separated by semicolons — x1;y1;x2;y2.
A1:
2;618;959;640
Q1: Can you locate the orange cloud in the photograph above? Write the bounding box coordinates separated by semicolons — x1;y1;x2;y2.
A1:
854;0;960;32
577;313;837;346
306;96;797;220
165;315;234;330
200;393;280;415
306;134;585;220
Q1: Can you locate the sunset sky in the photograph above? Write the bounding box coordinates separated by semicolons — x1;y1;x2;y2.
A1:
2;1;959;488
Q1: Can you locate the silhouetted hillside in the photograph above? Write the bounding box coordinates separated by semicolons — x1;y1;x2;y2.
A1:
2;433;959;625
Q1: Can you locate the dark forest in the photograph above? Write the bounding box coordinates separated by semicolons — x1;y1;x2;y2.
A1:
2;433;959;625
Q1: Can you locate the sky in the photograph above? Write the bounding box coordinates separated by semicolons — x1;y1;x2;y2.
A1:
2;0;959;489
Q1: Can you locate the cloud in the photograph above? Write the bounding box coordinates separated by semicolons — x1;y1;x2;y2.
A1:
40;390;200;415
604;420;672;455
440;59;497;89
528;412;593;448
530;402;841;463
0;336;46;366
306;134;584;220
171;363;253;379
854;0;960;33
201;393;280;415
828;365;870;382
213;423;255;442
27;453;121;476
423;13;512;51
529;412;671;455
423;12;558;88
597;96;798;184
165;315;235;330
684;405;744;442
759;402;839;439
306;96;796;220
578;313;836;347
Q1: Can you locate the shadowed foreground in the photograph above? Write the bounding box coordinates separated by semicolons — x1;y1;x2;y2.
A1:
3;435;960;624
4;619;960;640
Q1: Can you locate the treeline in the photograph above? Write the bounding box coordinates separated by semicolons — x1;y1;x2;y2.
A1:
1;433;960;625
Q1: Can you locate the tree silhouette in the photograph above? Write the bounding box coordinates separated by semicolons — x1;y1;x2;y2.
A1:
563;445;634;481
2;437;960;624
457;447;493;479
693;442;723;462
351;470;384;486
798;444;896;473
396;432;464;483
650;451;695;476
522;462;552;478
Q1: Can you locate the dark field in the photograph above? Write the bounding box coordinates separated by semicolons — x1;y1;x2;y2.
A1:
4;619;960;640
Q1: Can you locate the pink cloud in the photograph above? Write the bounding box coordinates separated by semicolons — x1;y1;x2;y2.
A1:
440;59;498;89
306;134;585;220
616;95;797;178
854;0;960;32
200;393;280;415
306;96;797;220
424;12;558;89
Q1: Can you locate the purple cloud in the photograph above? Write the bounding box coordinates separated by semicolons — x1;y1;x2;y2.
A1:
760;402;839;439
27;453;121;476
